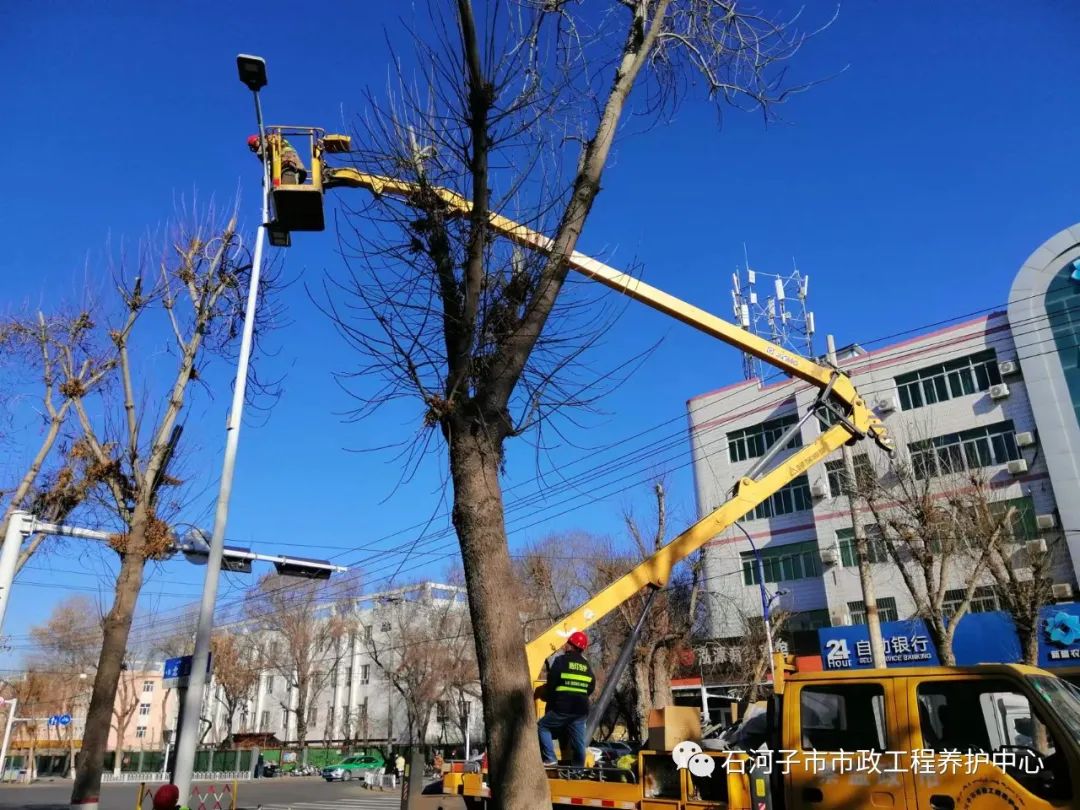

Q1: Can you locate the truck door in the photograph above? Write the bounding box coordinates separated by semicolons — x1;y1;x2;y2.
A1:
904;676;1074;810
785;679;910;810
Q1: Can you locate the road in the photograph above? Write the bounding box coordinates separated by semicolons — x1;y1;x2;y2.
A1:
0;775;463;810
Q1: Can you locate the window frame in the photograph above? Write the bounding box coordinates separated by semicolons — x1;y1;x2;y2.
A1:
727;414;802;464
896;350;1002;412
741;539;822;586
798;682;888;752
908;421;1020;480
847;596;899;624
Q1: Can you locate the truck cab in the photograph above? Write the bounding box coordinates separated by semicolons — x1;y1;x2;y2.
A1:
749;663;1080;810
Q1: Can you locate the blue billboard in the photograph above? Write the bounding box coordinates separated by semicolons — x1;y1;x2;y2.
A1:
820;619;940;670
818;603;1080;671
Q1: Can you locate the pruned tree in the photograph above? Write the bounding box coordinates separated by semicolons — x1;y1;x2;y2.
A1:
244;573;360;751
326;2;830;803
365;586;475;746
616;482;703;741
69;205;279;807
0;311;114;572
110;661;141;775
858;450;1039;665
210;629;262;745
980;489;1062;664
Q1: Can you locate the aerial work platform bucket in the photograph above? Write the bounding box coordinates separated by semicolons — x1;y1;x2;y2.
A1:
271;185;324;232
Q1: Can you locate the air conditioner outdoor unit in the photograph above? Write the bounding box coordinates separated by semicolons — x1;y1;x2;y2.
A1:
1037;513;1058;530
1007;459;1029;475
1053;583;1074;601
989;383;1011;400
998;359;1020;376
1016;431;1037;448
1030;538;1048;554
810;480;829;499
820;546;839;566
874;396;899;415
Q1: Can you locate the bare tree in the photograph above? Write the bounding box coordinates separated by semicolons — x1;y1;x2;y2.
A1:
210;629;262;745
69;206;279;807
326;2;828;802
365;587;475;746
616;483;703;741
244;573;359;750
29;596;102;776
859;454;1029;665
0;311;113;571
110;661;141;775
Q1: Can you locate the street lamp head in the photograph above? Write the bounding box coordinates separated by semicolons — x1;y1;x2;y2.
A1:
236;54;267;92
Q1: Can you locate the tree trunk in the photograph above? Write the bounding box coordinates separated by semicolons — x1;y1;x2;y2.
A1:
632;658;650;747
70;526;147;808
650;648;672;713
449;429;548;810
1018;620;1039;666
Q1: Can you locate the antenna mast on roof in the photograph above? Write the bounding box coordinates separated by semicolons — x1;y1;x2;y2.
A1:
731;249;816;381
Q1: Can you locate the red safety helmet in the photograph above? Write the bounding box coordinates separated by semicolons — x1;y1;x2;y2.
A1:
247;134;261;149
152;784;180;810
568;631;588;651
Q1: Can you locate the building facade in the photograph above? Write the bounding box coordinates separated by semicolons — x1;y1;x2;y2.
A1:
689;301;1077;639
199;581;481;750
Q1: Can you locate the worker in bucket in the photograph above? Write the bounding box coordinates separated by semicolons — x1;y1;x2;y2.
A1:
247;134;307;185
537;631;595;767
151;784;189;810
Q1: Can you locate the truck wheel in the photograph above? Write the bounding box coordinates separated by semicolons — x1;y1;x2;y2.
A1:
463;798;486;810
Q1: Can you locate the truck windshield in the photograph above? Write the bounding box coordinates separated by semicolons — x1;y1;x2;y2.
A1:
1029;675;1080;740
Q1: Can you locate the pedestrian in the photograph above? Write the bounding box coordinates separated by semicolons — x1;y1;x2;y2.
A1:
151;784;188;810
395;752;406;776
247;134;308;185
537;631;596;767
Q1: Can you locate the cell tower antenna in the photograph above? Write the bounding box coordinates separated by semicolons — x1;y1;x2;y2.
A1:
729;249;817;381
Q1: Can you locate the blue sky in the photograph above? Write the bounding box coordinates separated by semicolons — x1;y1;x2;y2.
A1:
2;1;1078;663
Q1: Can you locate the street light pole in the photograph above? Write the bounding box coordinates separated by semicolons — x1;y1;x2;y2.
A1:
733;523;777;683
172;55;270;801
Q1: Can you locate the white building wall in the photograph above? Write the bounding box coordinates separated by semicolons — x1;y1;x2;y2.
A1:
689;311;1075;639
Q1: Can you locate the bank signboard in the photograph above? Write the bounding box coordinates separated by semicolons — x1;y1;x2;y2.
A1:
820;619;939;670
818;603;1080;671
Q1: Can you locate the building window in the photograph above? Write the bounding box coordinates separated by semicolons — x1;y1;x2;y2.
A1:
749;475;813;520
259;710;270;732
344;668;352;689
895;350;1002;411
836;527;889;567
138;703;151;717
742;539;821;585
848;597;898;625
909;421;1020;480
436;701;450;725
1046;261;1080;428
989;496;1040;541
363;625;372;642
307;705;318;726
787;610;832;631
265;675;274;695
327;706;335;733
360;665;370;685
135;726;147;739
825;455;874;497
942;586;999;618
142;680;154;694
728;414;802;463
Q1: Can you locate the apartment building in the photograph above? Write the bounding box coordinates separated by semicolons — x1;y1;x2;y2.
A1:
688;309;1076;639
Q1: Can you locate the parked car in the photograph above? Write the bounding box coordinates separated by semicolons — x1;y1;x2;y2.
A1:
321;753;386;782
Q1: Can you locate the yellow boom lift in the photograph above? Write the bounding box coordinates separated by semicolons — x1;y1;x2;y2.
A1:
259;129;904;801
